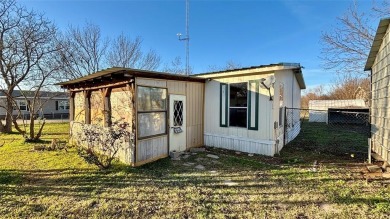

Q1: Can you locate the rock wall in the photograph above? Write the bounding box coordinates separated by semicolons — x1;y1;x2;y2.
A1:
70;121;135;165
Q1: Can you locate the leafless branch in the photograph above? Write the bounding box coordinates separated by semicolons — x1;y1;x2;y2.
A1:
320;0;388;75
106;34;161;70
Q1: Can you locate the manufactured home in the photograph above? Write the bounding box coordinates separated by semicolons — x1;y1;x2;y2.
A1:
0;90;69;120
365;18;390;164
59;63;305;166
196;63;305;155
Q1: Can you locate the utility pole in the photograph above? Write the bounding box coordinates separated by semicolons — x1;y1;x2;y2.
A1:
177;0;190;76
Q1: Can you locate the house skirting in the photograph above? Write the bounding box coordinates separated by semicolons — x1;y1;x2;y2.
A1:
204;133;275;156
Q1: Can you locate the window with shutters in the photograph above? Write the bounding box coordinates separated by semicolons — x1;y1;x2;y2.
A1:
220;81;259;130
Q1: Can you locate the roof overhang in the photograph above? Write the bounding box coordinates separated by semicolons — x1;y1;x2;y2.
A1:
364;18;390;71
293;68;306;89
57;67;206;89
194;63;306;89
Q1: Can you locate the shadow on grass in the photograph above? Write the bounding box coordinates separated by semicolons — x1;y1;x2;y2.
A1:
1;147;388;218
24;139;52;144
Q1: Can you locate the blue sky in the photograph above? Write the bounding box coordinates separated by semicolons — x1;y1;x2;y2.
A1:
21;0;374;89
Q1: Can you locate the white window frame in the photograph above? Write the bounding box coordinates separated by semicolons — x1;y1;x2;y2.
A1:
15;100;28;111
229;82;248;128
59;100;70;110
137;86;168;139
220;81;259;130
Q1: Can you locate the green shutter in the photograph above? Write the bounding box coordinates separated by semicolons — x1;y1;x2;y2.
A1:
248;80;259;130
220;83;228;127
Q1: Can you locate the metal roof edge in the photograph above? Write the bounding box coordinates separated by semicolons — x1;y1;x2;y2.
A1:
57;67;205;86
193;62;301;76
293;69;306;89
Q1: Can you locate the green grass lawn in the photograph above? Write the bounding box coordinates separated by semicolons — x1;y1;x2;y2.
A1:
0;123;389;218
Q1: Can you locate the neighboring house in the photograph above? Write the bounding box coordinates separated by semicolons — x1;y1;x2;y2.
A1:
308;99;368;123
365;18;390;164
58;63;305;166
0;90;69;119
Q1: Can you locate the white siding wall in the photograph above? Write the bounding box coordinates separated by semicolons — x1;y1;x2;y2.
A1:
273;70;302;151
204;74;276;156
371;25;390;164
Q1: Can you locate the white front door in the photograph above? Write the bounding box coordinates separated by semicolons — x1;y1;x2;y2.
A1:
169;94;186;152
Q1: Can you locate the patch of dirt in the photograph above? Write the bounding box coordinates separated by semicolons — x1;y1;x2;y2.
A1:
319;203;340;213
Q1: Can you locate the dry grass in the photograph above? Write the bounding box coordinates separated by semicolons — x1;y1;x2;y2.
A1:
0;123;389;218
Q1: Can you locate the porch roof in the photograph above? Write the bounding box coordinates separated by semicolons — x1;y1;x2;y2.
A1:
57;67;206;89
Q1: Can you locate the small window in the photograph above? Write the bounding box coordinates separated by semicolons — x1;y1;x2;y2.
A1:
173;100;183;126
229;82;247;128
279;83;284;107
279;107;283;127
19;101;27;111
14;100;28;111
59;100;70;110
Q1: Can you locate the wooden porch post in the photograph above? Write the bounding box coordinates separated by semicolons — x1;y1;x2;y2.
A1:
69;92;75;121
101;88;112;127
84;90;91;124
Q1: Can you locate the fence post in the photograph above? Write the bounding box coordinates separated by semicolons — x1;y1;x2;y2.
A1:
283;106;288;147
368;138;372;164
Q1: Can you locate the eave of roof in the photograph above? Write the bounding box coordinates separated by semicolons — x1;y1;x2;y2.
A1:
364;18;390;71
194;62;306;89
294;68;306;90
194;62;301;76
57;67;206;88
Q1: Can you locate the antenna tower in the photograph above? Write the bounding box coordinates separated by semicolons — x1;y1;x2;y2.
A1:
177;0;190;76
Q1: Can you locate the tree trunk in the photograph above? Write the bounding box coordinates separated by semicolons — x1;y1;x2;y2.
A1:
4;96;13;133
29;116;35;140
0;119;5;132
35;120;45;141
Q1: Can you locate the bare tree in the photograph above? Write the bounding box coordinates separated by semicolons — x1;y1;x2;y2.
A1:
328;74;370;102
301;85;330;108
57;22;109;79
106;34;161;70
0;0;59;134
321;0;390;75
373;0;390;17
208;60;242;72
301;75;370;108
162;56;189;74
